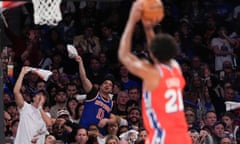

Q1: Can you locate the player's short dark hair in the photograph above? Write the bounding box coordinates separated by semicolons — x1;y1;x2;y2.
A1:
149;33;178;62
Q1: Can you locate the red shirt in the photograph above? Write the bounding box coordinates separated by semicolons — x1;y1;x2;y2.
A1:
142;63;191;144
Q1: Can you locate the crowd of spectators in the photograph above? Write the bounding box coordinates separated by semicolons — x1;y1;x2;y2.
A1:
2;0;240;143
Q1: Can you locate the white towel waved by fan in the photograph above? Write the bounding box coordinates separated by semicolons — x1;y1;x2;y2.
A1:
119;129;139;142
27;67;52;81
225;101;240;111
67;44;78;59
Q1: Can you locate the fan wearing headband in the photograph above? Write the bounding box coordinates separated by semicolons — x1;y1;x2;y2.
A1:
75;55;117;135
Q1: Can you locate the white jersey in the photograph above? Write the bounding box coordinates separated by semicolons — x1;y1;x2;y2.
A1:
211;37;233;71
15;102;48;144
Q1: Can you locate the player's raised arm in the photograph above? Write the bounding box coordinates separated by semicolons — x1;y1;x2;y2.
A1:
142;0;164;46
13;66;30;108
142;20;156;47
118;1;147;78
75;55;93;93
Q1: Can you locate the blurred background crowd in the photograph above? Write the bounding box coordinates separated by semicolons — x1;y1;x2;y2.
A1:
2;0;240;144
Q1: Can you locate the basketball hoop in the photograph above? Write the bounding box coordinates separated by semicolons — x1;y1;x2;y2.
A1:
32;0;62;26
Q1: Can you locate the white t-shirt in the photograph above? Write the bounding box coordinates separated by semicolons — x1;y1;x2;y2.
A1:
15;102;48;144
211;37;233;71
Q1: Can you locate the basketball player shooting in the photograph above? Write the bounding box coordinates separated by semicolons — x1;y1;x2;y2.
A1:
118;0;192;144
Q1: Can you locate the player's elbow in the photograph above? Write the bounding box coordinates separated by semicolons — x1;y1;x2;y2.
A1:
118;52;124;63
118;42;128;61
118;50;129;65
118;48;124;60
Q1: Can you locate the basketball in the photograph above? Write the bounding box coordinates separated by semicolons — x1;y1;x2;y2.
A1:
142;0;164;21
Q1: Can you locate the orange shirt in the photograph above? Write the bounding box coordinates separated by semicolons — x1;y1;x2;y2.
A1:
142;64;191;144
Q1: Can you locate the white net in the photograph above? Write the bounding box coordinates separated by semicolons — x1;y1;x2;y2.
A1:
32;0;62;26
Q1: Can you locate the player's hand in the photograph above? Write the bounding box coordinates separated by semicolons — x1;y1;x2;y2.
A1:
128;0;143;24
142;19;159;30
98;118;108;128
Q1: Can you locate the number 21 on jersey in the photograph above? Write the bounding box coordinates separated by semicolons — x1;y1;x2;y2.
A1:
165;89;184;113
